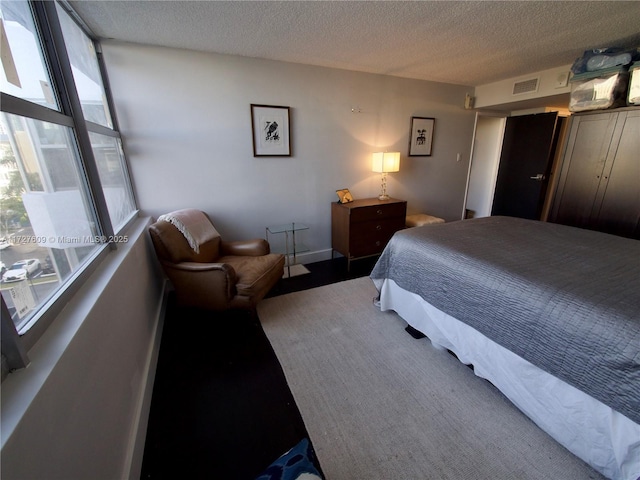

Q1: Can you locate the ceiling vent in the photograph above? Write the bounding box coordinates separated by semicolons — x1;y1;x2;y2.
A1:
512;77;539;95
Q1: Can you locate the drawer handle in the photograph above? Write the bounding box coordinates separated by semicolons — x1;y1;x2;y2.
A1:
376;224;382;231
376;209;383;215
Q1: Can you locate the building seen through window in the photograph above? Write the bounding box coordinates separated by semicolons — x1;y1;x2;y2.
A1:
0;0;136;339
0;113;101;332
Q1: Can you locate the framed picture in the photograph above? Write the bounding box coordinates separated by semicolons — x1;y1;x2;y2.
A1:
335;188;354;204
408;117;435;156
251;104;291;156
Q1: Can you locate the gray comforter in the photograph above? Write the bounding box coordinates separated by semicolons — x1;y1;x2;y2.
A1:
370;216;640;424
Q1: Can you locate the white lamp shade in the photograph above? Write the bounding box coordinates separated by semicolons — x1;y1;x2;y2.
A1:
372;151;400;173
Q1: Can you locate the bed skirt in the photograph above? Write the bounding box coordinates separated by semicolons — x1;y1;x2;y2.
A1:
374;278;640;480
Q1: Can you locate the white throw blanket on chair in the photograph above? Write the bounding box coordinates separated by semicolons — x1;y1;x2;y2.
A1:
158;209;219;254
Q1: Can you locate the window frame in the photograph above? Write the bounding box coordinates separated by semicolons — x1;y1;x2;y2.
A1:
1;0;138;375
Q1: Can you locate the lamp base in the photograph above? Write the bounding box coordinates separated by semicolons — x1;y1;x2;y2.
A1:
378;171;391;201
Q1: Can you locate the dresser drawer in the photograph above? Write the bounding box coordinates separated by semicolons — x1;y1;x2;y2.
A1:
350;218;404;244
350;202;406;223
349;217;405;257
350;237;386;258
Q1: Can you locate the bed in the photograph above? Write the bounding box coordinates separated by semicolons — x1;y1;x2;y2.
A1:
370;216;640;480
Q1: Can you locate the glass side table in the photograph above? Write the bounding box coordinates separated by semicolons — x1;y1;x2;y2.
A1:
265;222;309;278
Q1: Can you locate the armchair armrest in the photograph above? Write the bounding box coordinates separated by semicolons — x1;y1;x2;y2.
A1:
221;238;270;256
161;261;238;310
167;262;236;275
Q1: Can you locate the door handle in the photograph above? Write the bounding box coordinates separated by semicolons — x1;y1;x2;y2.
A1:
530;173;544;181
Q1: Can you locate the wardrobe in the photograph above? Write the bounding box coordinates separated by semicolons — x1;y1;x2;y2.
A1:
549;107;639;239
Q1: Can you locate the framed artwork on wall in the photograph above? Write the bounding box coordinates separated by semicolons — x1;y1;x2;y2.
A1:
408;116;435;156
251;104;291;156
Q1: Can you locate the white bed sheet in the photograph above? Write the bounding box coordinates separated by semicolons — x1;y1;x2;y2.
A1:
374;278;640;480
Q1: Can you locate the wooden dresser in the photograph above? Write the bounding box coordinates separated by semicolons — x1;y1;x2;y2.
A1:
331;197;407;270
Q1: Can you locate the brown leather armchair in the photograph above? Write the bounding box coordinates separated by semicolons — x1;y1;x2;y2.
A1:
149;209;285;310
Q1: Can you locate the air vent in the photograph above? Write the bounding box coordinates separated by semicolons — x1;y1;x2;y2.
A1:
512;77;539;95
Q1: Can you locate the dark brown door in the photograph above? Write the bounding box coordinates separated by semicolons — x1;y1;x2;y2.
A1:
550;110;640;239
591;111;640;238
491;112;560;220
550;112;618;230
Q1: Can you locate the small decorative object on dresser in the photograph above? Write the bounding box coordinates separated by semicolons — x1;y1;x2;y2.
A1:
335;188;354;204
331;197;407;271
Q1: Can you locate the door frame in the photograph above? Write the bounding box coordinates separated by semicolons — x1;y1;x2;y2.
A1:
461;111;507;219
539;115;570;221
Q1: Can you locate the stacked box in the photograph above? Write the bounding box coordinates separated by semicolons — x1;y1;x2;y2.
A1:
569;66;629;112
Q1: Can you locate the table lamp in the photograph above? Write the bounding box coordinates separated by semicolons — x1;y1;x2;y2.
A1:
372;151;400;200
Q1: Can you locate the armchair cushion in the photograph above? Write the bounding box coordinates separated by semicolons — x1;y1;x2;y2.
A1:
220;253;284;300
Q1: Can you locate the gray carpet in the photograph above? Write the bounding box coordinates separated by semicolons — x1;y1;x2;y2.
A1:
257;277;605;480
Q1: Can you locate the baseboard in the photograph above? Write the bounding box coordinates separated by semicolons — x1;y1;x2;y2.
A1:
124;280;169;480
293;249;334;265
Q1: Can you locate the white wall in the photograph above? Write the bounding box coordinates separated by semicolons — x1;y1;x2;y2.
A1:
102;43;476;260
474;65;572;110
0;218;164;480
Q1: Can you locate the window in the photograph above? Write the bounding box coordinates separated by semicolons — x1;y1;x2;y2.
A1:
0;0;136;375
0;0;57;110
55;2;112;129
0;113;101;332
89;132;136;231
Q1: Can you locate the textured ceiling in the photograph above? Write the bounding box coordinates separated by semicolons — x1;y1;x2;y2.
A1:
69;1;640;87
